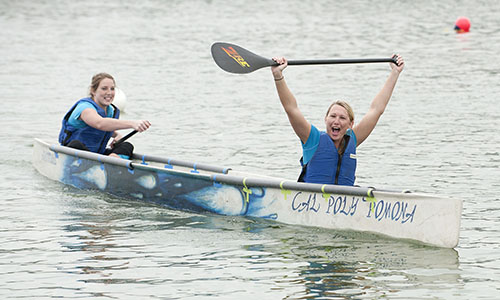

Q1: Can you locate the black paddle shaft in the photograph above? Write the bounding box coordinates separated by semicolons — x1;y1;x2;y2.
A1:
288;57;397;65
113;130;137;148
211;42;398;74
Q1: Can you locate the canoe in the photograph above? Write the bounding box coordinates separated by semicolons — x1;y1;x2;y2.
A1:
32;138;462;248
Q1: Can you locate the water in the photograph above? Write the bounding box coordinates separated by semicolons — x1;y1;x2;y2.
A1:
1;0;500;298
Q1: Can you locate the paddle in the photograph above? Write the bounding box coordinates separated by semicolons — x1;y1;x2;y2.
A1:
113;130;137;148
211;42;398;74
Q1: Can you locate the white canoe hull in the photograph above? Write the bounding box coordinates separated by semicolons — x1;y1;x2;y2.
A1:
32;138;462;248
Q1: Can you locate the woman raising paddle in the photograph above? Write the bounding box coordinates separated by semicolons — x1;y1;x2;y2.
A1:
271;54;404;186
58;73;151;159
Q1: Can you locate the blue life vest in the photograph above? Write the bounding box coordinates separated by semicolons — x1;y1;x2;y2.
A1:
299;132;357;186
58;97;120;154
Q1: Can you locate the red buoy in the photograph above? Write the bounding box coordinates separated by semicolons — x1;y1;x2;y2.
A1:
454;17;470;33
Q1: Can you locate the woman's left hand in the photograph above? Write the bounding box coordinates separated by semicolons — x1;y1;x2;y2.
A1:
391;54;405;73
110;132;123;148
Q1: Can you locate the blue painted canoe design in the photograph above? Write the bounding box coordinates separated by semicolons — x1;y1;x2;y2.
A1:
32;138;463;248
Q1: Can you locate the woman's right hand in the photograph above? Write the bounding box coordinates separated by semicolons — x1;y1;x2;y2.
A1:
132;120;151;132
271;57;288;79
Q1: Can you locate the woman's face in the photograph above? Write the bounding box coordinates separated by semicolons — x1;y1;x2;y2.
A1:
92;78;115;109
324;104;354;143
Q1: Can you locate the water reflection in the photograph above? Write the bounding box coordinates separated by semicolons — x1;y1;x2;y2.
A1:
60;191;461;298
276;228;460;298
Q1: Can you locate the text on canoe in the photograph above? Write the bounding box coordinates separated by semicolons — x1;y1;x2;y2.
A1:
290;192;416;223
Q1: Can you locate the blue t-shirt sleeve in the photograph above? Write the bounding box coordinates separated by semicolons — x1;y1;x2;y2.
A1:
302;125;321;165
67;102;115;128
67;102;96;128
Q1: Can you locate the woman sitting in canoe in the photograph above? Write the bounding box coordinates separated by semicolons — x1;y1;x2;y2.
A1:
271;55;404;186
58;73;151;159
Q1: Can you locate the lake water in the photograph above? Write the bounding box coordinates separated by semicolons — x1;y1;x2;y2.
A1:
1;0;500;299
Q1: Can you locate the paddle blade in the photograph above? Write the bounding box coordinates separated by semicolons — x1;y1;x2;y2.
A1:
211;42;276;74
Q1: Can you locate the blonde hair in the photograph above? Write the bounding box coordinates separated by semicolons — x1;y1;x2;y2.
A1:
325;100;354;122
89;73;115;98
